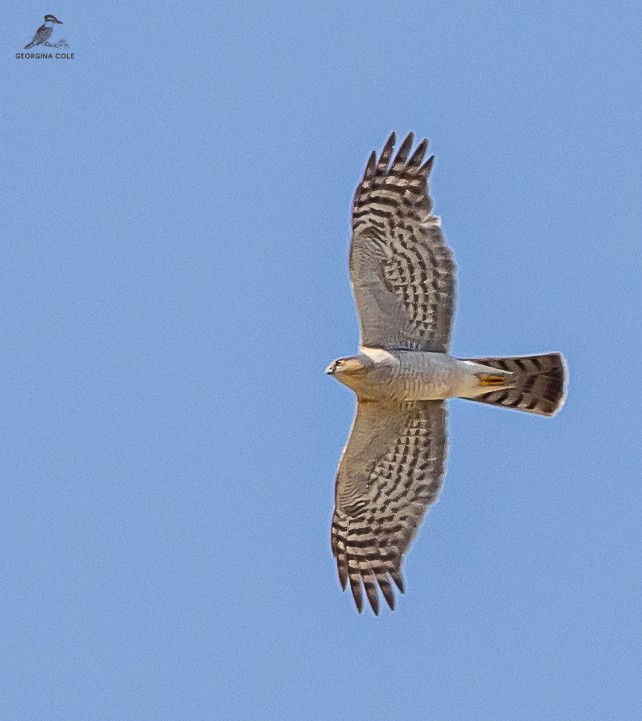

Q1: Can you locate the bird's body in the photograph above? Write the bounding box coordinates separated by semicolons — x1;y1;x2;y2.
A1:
328;349;512;402
326;132;567;614
25;15;62;49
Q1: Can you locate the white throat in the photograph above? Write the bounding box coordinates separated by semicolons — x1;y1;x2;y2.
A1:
360;347;396;364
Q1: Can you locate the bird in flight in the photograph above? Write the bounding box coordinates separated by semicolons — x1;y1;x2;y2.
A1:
326;133;566;614
24;14;63;49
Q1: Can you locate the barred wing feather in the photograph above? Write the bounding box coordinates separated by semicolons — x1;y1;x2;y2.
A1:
331;400;447;614
350;132;456;353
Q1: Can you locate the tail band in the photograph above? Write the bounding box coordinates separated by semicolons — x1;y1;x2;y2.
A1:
463;352;566;416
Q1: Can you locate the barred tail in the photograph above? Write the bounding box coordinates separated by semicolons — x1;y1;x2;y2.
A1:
462;353;567;416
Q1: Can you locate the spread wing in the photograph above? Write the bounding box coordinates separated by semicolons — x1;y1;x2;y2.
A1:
350;133;456;353
331;400;447;614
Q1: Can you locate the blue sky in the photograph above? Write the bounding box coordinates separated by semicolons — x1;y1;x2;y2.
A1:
3;2;641;720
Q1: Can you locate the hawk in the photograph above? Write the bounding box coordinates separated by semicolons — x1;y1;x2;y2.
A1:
326;133;566;614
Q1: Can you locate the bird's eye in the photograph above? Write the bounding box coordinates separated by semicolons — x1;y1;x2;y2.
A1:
335;360;344;367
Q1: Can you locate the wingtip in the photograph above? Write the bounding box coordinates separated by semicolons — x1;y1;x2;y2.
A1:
402;131;415;148
391;571;405;594
393;132;415;166
377;133;397;171
364;580;380;615
350;575;364;613
363;150;377;180
420;155;435;176
408;138;428;169
379;578;396;611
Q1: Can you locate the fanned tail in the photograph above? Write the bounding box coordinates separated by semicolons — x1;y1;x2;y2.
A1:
462;353;566;416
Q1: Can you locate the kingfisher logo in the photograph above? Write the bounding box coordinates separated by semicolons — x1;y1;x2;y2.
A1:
16;14;74;59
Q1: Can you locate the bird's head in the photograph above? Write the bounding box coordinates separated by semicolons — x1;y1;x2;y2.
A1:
325;354;372;389
44;15;63;24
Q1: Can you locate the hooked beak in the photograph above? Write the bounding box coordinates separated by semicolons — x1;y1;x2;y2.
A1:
324;362;335;375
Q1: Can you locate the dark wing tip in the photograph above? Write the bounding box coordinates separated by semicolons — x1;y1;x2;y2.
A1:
408;138;429;170
420;155;435;176
383;131;396;155
376;132;397;173
393;132;415;168
361;132;433;183
363;150;377;180
378;576;396;611
349;572;364;613
364;575;380;615
391;570;405;594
